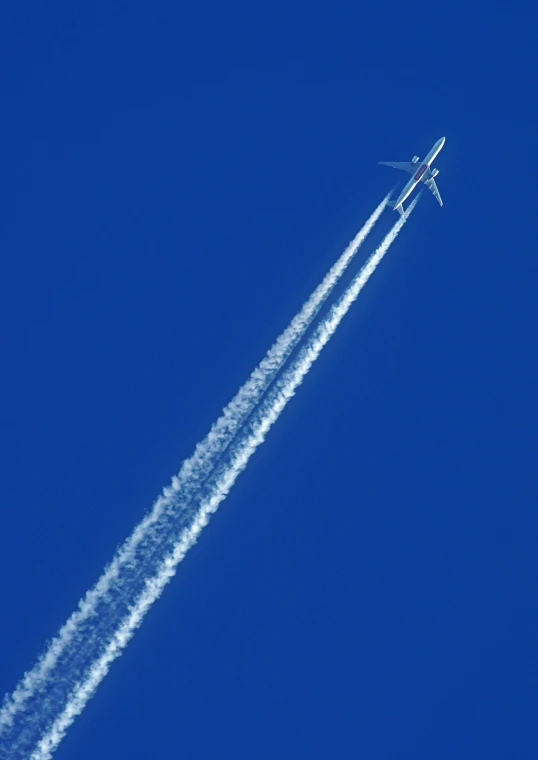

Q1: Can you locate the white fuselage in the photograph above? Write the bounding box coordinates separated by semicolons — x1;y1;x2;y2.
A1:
395;137;445;209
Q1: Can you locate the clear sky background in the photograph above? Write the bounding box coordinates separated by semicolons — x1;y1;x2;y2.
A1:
1;2;537;758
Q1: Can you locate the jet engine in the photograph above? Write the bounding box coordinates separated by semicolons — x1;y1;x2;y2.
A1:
430;168;439;178
411;155;419;163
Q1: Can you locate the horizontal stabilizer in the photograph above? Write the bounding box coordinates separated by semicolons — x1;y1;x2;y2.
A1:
387;200;404;217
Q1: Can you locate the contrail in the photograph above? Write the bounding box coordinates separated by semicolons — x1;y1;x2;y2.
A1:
19;199;416;760
0;198;387;746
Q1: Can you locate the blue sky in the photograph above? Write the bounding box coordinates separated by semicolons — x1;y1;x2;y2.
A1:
1;1;537;758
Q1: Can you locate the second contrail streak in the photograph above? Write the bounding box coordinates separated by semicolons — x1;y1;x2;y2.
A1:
27;199;416;760
0;196;387;742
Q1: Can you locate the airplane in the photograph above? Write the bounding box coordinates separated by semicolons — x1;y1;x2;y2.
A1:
379;137;445;216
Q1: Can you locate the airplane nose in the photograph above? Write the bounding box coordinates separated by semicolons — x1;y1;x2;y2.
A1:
439;136;446;145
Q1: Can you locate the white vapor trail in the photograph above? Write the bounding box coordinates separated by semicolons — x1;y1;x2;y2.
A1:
27;198;416;760
0;198;387;747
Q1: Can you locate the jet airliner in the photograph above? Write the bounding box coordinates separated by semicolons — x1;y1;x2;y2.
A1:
379;137;445;216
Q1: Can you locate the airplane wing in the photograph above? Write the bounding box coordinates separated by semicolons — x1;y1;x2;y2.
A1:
378;161;414;175
424;177;443;206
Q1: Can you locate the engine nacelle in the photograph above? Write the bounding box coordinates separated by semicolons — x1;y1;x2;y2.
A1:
411;155;419;164
430;168;439;178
